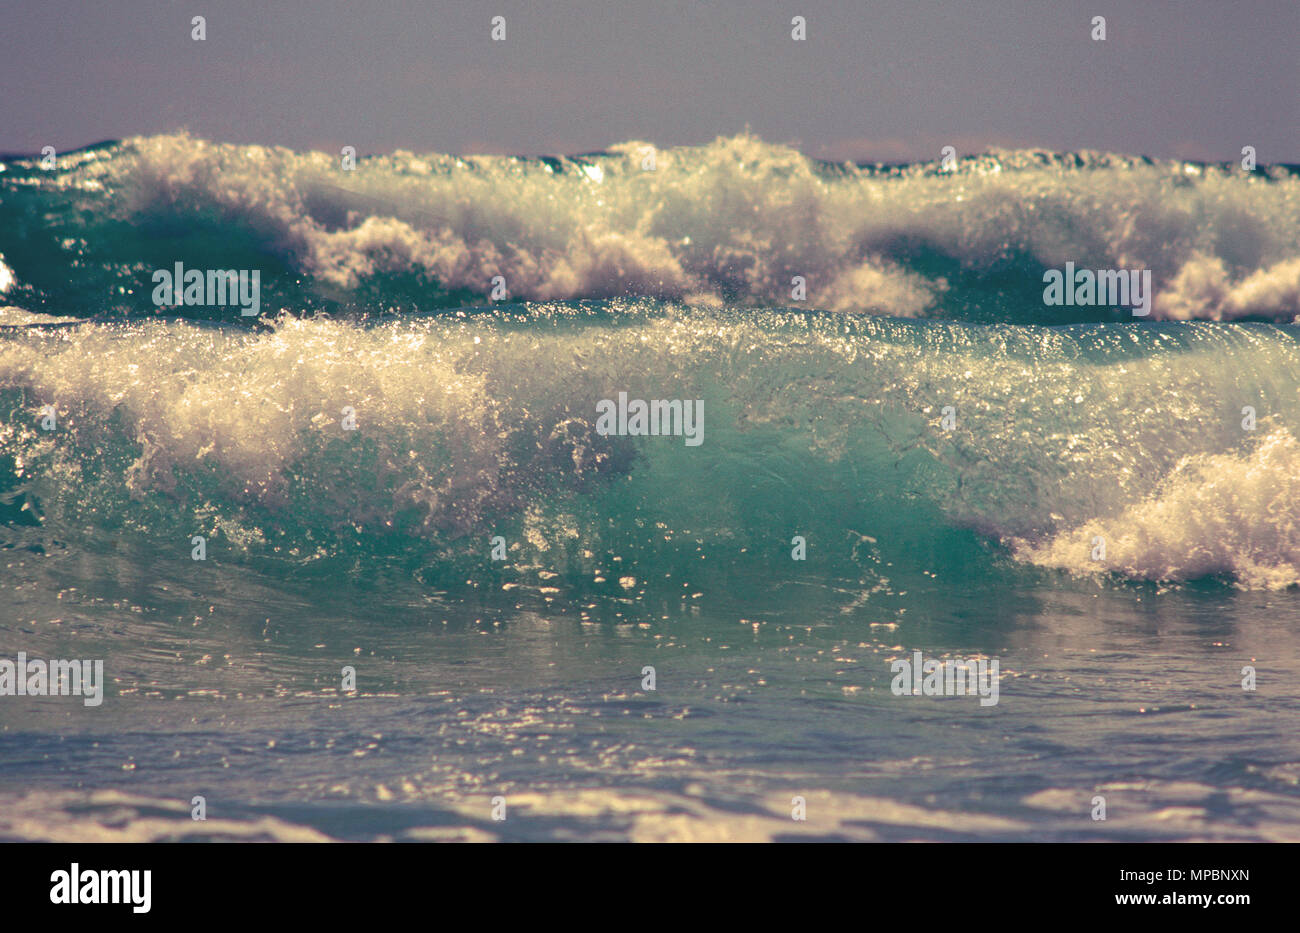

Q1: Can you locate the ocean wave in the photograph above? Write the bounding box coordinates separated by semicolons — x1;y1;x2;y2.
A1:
1;133;1297;322
2;304;1296;589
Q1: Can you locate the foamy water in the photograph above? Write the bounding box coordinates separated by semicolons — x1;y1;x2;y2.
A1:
2;133;1298;321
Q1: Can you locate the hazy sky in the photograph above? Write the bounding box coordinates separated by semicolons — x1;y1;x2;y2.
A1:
3;0;1297;161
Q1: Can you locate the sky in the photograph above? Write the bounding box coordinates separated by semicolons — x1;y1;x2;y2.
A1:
2;0;1297;162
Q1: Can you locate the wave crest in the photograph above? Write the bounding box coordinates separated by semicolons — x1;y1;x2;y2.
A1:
3;133;1297;321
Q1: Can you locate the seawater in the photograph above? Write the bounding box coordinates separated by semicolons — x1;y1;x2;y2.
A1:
0;135;1297;841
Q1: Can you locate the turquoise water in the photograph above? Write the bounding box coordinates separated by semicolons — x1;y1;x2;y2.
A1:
1;137;1298;841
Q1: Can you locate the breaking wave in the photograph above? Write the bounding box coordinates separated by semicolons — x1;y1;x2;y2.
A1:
2;303;1297;589
1;133;1297;322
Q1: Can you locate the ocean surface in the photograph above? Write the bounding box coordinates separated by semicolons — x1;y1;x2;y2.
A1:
1;134;1298;841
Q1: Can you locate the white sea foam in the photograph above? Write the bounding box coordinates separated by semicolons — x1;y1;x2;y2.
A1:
1014;429;1300;589
58;132;1297;320
0;313;645;549
1154;254;1300;322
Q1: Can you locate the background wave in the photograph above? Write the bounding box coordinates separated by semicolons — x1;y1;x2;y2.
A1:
1;133;1298;322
